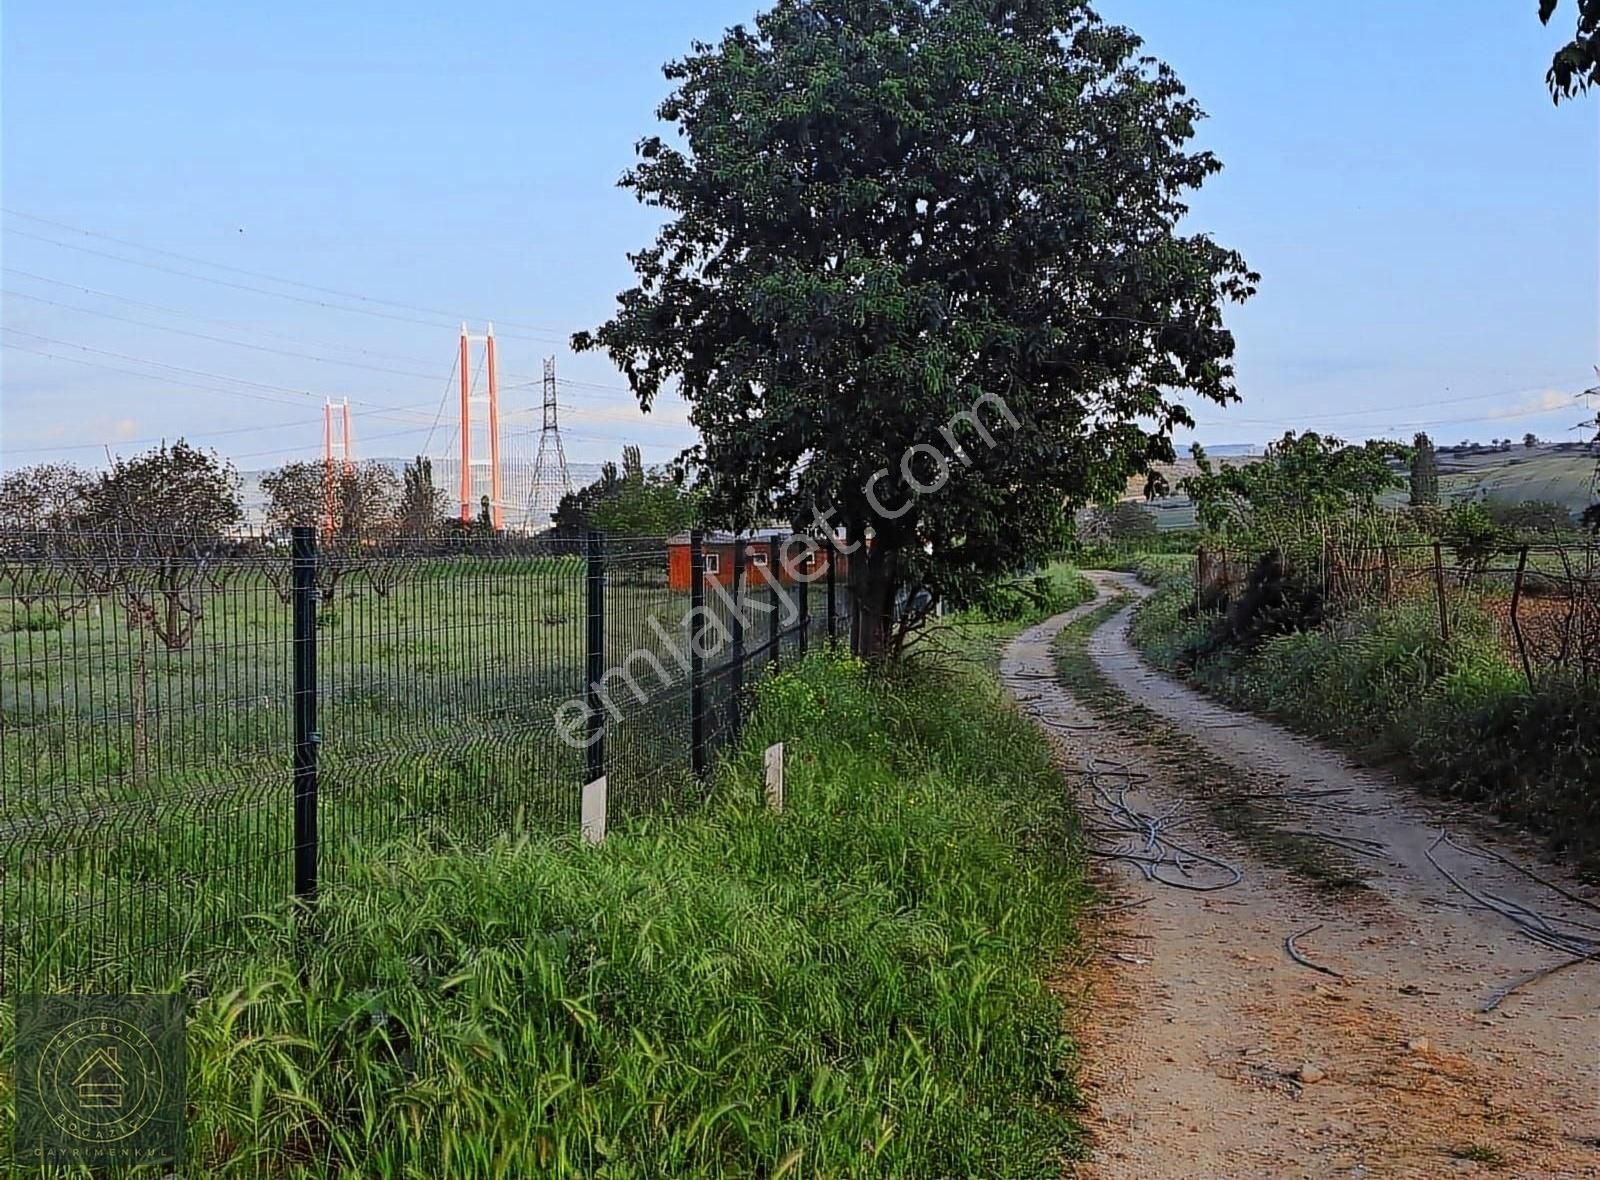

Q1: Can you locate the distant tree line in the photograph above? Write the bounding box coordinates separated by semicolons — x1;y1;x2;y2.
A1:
551;445;700;539
0;440;244;540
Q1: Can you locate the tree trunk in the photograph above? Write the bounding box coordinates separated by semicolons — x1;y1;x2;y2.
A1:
848;540;898;660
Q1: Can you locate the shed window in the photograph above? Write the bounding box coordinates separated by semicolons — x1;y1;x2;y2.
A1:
750;552;768;567
703;553;721;574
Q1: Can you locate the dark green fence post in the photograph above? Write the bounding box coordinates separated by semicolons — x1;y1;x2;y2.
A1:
690;529;707;779
585;531;605;785
826;539;838;645
797;540;809;658
291;526;320;905
730;537;746;744
769;535;781;672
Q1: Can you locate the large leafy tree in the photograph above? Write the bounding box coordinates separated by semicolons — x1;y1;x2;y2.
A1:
260;459;400;540
60;440;243;775
1541;0;1599;100
0;463;95;610
260;459;404;599
61;439;243;687
79;439;242;540
575;0;1255;653
0;463;92;532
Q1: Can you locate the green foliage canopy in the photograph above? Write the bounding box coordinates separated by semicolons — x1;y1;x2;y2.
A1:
576;0;1254;650
1541;0;1600;100
260;459;400;539
81;440;243;539
1181;431;1407;558
553;446;699;538
0;463;92;532
1486;498;1575;538
399;456;446;538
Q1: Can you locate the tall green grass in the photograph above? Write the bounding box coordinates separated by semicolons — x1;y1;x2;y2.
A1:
957;559;1094;624
1129;572;1600;874
1114;552;1192;591
2;648;1090;1177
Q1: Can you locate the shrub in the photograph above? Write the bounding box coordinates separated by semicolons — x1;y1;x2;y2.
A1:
1216;550;1324;650
962;563;1091;623
1078;501;1159;545
1486;498;1575;538
1;607;63;633
1437;501;1510;569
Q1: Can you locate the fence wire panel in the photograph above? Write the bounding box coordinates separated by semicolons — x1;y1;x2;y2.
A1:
1510;545;1600;683
1325;544;1438;610
317;541;586;883
0;529;857;994
0;532;294;992
599;538;694;823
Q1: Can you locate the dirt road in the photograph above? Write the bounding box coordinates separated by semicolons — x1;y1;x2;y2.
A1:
1001;572;1600;1180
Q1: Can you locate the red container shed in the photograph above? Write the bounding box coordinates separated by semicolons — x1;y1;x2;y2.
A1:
665;529;845;592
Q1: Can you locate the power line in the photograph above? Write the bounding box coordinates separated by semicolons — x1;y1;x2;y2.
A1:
223;424;443;465
419;350;460;460
1;411;327;456
1194;393;1588;434
2;266;550;386
555;377;639;394
3;288;451;381
2;208;574;342
1;329;441;425
4;225;569;346
4;266;435;367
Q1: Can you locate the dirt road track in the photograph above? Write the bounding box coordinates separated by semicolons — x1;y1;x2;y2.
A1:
1001;572;1600;1180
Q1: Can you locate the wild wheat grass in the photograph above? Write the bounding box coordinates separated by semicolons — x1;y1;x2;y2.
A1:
2;643;1090;1177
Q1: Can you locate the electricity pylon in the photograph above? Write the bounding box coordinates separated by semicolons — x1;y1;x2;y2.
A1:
525;357;572;530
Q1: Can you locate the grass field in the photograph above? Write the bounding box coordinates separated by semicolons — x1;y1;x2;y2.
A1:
1;616;1093;1177
1;549;820;992
1433;446;1597;512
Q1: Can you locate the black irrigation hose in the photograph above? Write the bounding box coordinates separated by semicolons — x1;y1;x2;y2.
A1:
1080;756;1245;893
1484;948;1600;1013
1280;830;1390;860
1442;833;1600;918
1423;831;1600;1011
1285;923;1344;979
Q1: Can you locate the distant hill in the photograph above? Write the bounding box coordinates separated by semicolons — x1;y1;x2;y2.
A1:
1428;443;1596;514
1115;441;1596;532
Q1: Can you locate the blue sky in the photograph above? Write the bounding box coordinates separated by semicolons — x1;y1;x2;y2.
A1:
2;0;1596;473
